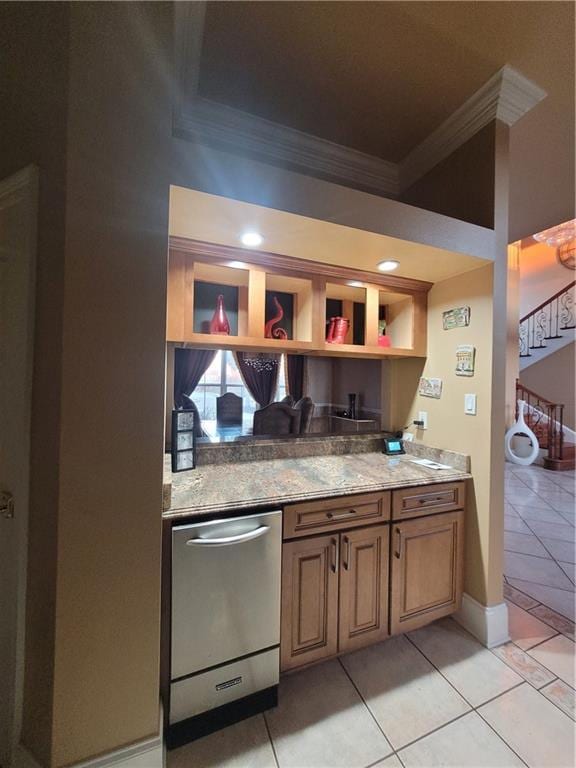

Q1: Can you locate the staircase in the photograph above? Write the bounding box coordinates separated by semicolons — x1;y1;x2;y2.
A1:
519;281;575;369
516;380;575;471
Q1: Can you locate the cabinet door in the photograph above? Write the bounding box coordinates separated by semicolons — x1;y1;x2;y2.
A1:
390;510;464;635
339;525;390;653
281;534;339;671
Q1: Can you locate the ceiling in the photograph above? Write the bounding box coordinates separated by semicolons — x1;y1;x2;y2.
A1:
199;1;574;163
169;186;488;283
196;1;574;239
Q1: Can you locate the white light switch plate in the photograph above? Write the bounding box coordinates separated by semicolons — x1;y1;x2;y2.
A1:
418;411;428;429
465;394;477;415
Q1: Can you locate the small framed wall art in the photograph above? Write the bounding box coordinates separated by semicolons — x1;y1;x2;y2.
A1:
456;345;476;376
171;408;196;472
418;377;443;399
443;306;470;330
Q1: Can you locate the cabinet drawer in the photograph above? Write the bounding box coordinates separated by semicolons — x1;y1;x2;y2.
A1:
283;492;390;539
392;482;465;520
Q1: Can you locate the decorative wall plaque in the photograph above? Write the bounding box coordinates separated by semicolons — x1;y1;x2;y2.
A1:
443;306;470;330
418;377;443;399
455;345;476;377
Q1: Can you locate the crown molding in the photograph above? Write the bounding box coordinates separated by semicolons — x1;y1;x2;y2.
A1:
400;65;547;191
174;97;400;197
174;4;546;199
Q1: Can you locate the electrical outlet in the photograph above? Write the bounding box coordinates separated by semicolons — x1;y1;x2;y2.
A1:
418;411;428;429
465;394;477;415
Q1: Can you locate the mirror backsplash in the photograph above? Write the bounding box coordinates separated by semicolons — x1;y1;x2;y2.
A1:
165;347;383;449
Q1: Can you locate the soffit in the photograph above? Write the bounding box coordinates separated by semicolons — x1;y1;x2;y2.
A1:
169;186;487;283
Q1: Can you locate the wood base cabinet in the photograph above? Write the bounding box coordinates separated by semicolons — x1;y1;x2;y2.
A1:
390;510;464;635
280;483;465;672
338;526;389;654
281;534;339;672
281;525;389;671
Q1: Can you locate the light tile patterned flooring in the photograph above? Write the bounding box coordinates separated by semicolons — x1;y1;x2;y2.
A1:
169;464;575;768
504;462;575;623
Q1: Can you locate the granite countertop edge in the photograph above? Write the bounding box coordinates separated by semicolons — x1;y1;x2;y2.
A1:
163;466;472;521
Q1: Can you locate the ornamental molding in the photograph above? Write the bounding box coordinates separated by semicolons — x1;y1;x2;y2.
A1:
175;3;546;197
399;65;547;191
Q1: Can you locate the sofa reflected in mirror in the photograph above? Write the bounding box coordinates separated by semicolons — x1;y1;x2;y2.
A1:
168;346;382;447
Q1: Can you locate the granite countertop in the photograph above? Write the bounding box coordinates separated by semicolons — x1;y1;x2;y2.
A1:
163;450;471;520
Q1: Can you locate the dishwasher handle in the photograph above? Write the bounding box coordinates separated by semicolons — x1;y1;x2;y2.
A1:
185;525;270;547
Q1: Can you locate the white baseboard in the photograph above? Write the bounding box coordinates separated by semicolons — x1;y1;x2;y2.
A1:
70;735;163;768
14;736;164;768
454;593;510;648
15;730;163;768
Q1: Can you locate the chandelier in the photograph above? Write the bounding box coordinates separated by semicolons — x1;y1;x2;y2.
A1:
533;219;575;247
242;353;279;372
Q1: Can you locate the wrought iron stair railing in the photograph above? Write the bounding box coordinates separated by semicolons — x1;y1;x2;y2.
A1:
515;380;565;461
519;280;575;358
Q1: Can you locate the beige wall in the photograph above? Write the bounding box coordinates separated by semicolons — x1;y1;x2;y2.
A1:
306;357;333;407
3;4;510;766
307;356;383;417
521;343;576;431
400;123;496;229
332;358;382;416
0;3;70;762
48;4;172;765
509;76;575;243
519;240;574;318
395;264;503;605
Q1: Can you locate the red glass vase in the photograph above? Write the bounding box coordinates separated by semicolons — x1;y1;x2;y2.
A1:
209;294;231;335
326;317;336;342
332;317;349;344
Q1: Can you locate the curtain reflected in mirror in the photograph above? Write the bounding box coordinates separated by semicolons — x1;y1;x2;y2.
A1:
168;347;382;444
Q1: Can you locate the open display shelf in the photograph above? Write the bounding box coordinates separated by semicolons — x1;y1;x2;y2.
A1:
167;238;430;358
325;283;367;346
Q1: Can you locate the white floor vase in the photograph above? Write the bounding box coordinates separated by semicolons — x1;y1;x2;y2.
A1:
505;400;540;466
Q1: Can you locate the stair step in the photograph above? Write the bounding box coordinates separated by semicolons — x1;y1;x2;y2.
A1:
560;325;576;330
544;456;576;471
520;353;532;358
543;335;563;340
528;345;547;350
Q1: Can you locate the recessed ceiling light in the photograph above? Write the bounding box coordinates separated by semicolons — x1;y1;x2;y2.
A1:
347;281;363;288
240;232;263;247
377;259;400;272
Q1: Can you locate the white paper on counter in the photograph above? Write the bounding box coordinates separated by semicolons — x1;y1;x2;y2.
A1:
409;458;453;470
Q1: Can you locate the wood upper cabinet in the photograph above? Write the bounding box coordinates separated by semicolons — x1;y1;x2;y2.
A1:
281;534;339;672
390;510;464;635
339;526;389;654
167;238;430;358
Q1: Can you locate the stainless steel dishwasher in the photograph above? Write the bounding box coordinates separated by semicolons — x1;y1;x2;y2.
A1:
168;510;281;746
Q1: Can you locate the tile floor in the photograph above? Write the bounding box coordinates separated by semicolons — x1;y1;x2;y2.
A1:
169;464;575;768
504;462;575;623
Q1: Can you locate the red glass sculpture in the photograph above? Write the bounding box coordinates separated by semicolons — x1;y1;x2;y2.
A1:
209;294;231;335
265;296;288;339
